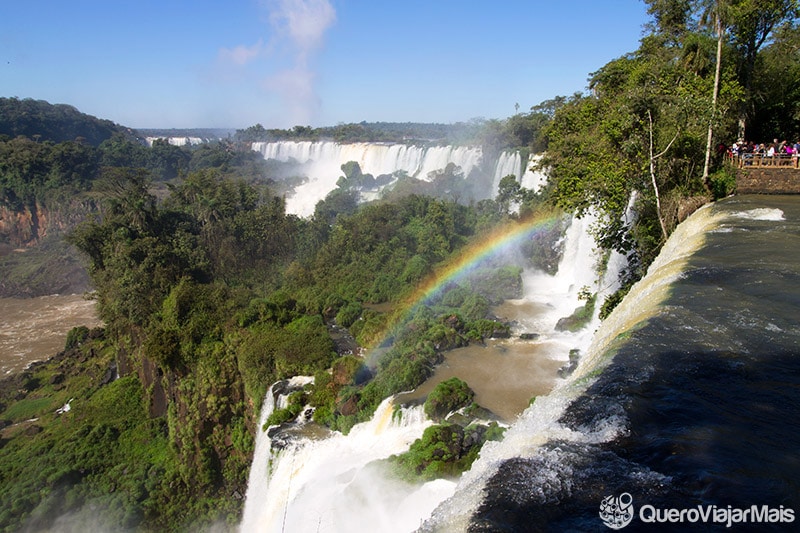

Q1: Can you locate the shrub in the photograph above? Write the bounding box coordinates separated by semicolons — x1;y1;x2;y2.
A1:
424;377;474;422
64;325;90;351
709;168;737;199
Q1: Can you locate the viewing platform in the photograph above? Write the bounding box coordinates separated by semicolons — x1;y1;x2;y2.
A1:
727;154;800;194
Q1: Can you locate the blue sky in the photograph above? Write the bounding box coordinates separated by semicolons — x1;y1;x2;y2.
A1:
1;1;649;129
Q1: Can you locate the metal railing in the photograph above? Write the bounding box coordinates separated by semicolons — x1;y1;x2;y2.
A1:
726;153;800;169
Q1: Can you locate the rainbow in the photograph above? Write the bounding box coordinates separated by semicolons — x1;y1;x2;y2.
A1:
365;210;565;356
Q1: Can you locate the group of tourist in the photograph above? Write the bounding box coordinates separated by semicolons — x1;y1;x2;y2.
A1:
729;139;800;158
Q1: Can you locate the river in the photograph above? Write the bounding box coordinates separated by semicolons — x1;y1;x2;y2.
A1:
0;294;101;375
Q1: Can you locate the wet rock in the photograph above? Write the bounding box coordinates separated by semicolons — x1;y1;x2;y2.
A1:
100;360;117;386
558;349;581;378
519;333;540;340
337;395;359;416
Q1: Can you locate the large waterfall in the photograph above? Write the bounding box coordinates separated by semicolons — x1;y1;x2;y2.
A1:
251;141;542;217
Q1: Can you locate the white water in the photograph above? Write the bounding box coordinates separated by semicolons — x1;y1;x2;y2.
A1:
491;151;547;194
240;376;314;530
506;213;622;357
144;136;206;147
239;396;455;533
252;141;485;217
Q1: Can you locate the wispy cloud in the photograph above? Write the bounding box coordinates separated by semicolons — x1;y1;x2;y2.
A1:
214;0;336;126
267;0;336;61
263;0;336;125
218;39;264;66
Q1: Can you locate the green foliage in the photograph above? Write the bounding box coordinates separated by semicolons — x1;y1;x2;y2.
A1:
468;265;523;304
387;421;496;481
599;283;633;320
6;6;800;528
335;301;363;328
424;377;475;422
0;136;98;210
709;167;737;199
0;367;176;533
0;97;125;146
64;325;90;351
265;391;307;428
555;292;597;332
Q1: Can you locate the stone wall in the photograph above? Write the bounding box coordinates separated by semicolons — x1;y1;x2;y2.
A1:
736;168;800;194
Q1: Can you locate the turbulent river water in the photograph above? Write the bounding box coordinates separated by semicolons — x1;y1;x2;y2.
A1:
0;294;101;375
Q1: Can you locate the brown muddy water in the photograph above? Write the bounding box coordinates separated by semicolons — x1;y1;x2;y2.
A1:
401;340;564;422
0;295;101;375
400;298;566;422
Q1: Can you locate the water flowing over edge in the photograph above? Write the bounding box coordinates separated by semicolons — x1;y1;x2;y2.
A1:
251;141;544;217
419;202;727;531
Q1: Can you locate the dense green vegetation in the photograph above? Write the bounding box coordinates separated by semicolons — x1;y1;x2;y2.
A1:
387;378;504;482
0;97;129;146
387;420;505;481
423;377;475;422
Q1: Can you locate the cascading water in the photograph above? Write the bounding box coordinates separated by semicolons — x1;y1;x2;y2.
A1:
239;396;455;533
144;136;205;147
240;376;315;529
252;141;486;217
491;151;547;195
422;195;800;531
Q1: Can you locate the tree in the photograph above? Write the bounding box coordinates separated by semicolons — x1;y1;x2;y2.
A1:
700;0;729;184
496;174;522;214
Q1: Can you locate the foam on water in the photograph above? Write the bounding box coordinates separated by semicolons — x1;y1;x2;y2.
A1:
732;207;785;221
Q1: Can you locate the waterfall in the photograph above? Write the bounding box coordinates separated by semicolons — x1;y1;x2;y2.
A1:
144;136;205;147
240;396;455;533
418;205;720;531
240;376;314;529
491;151;548;200
492;151;522;193
520;154;547;192
251;141;487;217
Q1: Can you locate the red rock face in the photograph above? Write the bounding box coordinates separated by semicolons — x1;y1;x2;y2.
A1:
0;199;96;247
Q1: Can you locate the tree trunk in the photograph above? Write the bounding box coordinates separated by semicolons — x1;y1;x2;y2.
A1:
702;13;724;187
648;110;677;242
